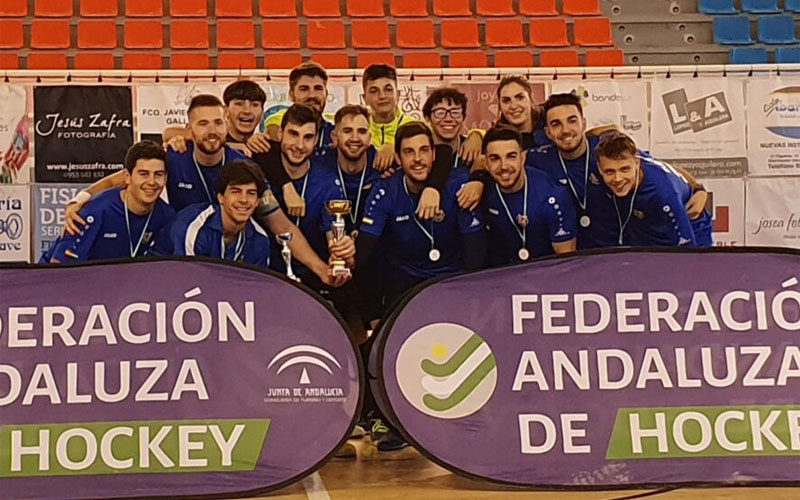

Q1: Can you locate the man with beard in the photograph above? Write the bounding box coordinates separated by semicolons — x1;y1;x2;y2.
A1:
158;160;272;266
45;141;175;263
481;127;577;265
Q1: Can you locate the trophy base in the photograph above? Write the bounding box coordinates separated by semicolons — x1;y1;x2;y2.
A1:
330;259;351;278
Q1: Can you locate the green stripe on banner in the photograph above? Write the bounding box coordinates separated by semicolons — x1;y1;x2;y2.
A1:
0;419;270;477
420;334;484;377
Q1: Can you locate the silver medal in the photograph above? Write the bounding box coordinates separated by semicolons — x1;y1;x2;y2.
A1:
518;248;530;261
429;249;441;262
580;215;591;228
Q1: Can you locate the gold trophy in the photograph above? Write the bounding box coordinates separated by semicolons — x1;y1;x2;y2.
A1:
275;232;300;282
325;199;353;278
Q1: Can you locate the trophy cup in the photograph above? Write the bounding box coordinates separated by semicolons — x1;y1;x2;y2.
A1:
325;199;353;278
275;232;300;282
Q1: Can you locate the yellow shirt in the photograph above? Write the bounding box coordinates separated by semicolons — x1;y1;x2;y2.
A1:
263;107;335;129
370;109;416;148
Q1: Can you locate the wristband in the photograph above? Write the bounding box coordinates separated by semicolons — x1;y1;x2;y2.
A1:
692;183;706;193
469;169;492;185
69;190;91;205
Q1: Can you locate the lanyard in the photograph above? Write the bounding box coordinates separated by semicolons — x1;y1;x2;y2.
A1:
220;231;246;261
293;173;310;226
336;162;367;226
495;175;528;248
192;149;225;203
451;137;462;170
403;177;436;250
558;149;589;212
612;168;641;246
123;192;153;258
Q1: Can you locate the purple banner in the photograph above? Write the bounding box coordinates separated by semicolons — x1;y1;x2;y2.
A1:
378;249;800;488
0;259;361;499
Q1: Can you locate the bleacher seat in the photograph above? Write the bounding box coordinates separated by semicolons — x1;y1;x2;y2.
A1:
351;20;391;48
122;52;162;69
573;18;613;46
540;49;579;66
217;52;257;69
449;50;488;67
217;20;255;49
698;0;738;14
27;52;68;69
530;18;569;47
80;0;117;17
477;0;514;16
0;0;26;17
520;0;558;16
264;52;303;68
169;0;206;17
0;20;23;49
126;0;163;17
357;52;396;67
124;21;163;48
307;21;346;49
713;16;753;44
309;52;350;68
31;20;70;49
303;0;341;17
741;0;779;13
0;53;19;69
35;0;72;17
585;48;625;66
441;19;480;48
216;0;252;17
402;51;442;67
730;47;768;63
433;0;472;16
396;20;436;48
786;0;800;13
262;20;300;49
776;47;800;62
562;0;601;16
259;0;296;17
170;21;209;48
170;52;209;69
77;20;117;49
494;50;534;67
74;52;115;69
348;0;385;17
391;0;428;16
758;15;797;44
486;19;525;47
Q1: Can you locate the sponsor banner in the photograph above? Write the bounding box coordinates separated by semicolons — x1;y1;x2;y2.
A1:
650;78;747;177
32;183;90;262
0;183;30;262
746;78;800;176
550;80;649;148
378;250;800;487
135;83;226;138
745;176;800;248
34;86;134;183
0;260;362;499
702;178;745;247
0;85;32;185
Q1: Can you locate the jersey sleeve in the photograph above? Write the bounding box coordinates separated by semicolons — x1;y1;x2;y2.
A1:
166;216;190;256
457;205;484;235
545;184;578;243
49;204;104;262
360;181;392;237
258;187;281;217
657;183;697;247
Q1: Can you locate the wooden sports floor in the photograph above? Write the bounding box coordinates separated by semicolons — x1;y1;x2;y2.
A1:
227;438;800;500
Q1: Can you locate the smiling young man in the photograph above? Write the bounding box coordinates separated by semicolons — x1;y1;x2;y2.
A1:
45;141;175;263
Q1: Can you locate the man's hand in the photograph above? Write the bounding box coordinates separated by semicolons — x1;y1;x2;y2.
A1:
457;181;484;211
416;187;440;220
686;190;708;220
164;135;188;153
329;235;356;261
459;131;483;165
374;143;395;171
64;201;88;236
246;133;272;154
283;183;306;217
318;265;352;288
227;142;252;157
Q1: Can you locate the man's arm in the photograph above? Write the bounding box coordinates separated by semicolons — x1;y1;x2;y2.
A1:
251;146;306;217
63;170;126;235
552;239;577;254
162;127;190;144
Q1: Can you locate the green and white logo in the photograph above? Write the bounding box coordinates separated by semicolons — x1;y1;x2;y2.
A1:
396;323;497;419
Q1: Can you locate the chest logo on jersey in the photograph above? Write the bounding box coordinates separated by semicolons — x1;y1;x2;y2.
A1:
178;182;193;190
142;232;153;244
634;210;645;219
589;173;601;185
558;178;568;185
395;215;410;222
103;232;118;239
488;208;500;216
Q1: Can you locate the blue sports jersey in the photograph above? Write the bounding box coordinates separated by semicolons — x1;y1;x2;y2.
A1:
360;170;484;279
526;135;618;249
319;147;382;234
270;160;343;276
162;203;270;266
483;167;577;265
316;119;335;158
165;143;247;211
610;160;698;247
46;188;175;263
